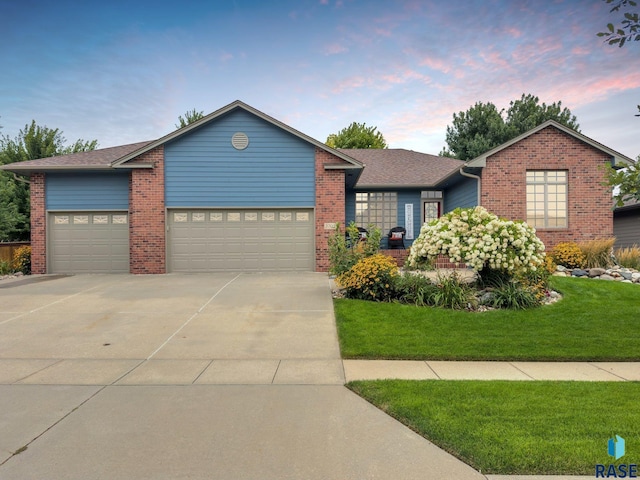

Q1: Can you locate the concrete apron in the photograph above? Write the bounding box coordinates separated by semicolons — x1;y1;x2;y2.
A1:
0;273;482;480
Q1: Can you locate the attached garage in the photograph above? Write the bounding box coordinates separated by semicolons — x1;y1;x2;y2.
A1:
168;208;314;272
48;212;129;274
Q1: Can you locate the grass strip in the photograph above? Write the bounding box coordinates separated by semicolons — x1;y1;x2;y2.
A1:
348;380;640;475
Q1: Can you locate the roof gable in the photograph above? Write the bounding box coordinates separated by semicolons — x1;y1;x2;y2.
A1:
465;120;633;168
114;100;362;169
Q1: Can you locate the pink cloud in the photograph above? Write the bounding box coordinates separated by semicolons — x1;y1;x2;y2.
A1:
419;56;451;74
331;75;367;94
323;43;348;55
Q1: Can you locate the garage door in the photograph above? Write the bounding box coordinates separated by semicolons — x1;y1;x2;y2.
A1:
168;209;314;272
48;212;129;273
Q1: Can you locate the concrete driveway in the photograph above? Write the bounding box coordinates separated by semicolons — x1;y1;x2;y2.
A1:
0;273;482;480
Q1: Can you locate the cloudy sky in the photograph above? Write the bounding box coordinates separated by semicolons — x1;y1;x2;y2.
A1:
1;0;638;158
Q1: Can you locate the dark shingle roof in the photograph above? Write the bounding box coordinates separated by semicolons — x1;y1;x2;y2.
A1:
340;149;464;188
0;141;153;172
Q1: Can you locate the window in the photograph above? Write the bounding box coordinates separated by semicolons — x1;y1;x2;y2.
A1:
355;192;397;232
526;171;567;228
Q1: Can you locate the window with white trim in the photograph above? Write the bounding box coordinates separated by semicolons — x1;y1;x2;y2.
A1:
355;192;397;232
526;171;567;228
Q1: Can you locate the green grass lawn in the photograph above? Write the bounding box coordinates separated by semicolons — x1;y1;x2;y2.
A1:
348;380;640;475
335;276;640;361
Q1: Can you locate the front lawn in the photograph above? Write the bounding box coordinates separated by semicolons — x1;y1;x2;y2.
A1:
335;276;640;361
348;380;640;475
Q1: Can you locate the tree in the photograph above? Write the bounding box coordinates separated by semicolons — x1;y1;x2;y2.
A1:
441;94;580;161
0;121;97;241
505;94;579;137
597;0;640;116
597;0;640;47
439;102;508;160
607;156;640;206
176;108;204;129
326;122;388;149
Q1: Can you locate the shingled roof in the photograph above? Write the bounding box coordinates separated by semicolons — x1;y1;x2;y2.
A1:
0;141;153;173
340;149;464;188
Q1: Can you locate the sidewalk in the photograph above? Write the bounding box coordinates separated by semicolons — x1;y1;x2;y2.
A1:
343;360;640;382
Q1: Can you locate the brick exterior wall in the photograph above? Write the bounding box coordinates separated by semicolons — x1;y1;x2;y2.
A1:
30;173;46;274
480;126;614;250
315;149;348;272
129;146;166;274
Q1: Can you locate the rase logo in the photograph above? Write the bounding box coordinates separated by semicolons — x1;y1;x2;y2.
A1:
596;435;637;478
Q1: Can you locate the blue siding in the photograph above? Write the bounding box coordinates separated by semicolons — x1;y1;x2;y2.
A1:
46;172;129;210
345;189;421;248
444;177;478;213
165;109;316;207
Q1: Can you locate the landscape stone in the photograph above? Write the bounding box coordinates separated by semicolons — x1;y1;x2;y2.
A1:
589;268;606;277
572;269;588;277
599;274;615;281
620;271;633;280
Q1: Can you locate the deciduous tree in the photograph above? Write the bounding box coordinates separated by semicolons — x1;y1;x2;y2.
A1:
0;121;97;241
176;108;205;129
326;122;388;149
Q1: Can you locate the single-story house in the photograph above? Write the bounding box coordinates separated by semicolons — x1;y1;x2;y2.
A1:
614;200;640;248
1;100;632;274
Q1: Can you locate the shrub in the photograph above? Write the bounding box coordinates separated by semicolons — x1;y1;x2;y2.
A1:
543;254;557;274
549;242;586;269
432;273;474;310
578;237;616;268
408;207;546;280
336;254;399;301
615;245;640;270
328;222;382;276
0;260;12;275
12;245;31;275
490;280;539;310
392;272;438;307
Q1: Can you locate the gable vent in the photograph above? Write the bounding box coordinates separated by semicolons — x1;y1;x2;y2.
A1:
231;132;249;150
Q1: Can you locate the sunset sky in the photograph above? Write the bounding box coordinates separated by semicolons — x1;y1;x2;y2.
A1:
1;0;638;158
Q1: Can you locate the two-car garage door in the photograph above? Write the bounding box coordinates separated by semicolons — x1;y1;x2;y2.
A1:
168;209;314;272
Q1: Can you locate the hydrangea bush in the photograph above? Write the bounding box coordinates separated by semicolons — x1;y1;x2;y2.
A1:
407;207;545;278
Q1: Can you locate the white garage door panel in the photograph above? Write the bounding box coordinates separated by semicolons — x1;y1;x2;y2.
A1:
49;212;129;274
168;209;314;272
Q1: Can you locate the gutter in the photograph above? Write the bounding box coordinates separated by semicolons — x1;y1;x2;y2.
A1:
459;166;481;206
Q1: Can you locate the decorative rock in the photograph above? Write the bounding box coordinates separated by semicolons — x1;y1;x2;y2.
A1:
633;273;640;281
622;280;633;284
599;274;615;281
552;271;567;277
589;268;606;277
556;265;567;272
15;272;24;277
572;269;588;277
620;271;633;280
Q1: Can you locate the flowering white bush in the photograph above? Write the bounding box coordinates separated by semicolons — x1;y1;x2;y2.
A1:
408;206;546;275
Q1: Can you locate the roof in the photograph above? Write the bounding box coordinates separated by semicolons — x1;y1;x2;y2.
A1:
465;120;634;168
0;141;153;174
614;198;640;212
0;100;362;174
341;149;464;188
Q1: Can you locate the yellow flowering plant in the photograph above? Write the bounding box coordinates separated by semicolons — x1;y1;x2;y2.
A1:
336;254;399;301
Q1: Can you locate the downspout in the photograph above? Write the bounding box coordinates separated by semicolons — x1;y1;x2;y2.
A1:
459;166;481;206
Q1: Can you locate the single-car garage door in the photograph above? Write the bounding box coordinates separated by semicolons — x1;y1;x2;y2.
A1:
48;212;129;273
168;209;314;272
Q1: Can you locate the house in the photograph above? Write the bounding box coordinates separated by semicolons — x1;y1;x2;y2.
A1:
1;101;632;274
614;200;640;248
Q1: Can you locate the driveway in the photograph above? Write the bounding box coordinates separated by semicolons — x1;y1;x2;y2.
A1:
0;273;482;479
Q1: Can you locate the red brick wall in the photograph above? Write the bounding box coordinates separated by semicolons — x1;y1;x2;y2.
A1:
315;149;347;271
129;146;166;274
480;126;614;250
30;173;46;274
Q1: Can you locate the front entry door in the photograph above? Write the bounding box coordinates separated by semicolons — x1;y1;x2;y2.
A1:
423;202;440;224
